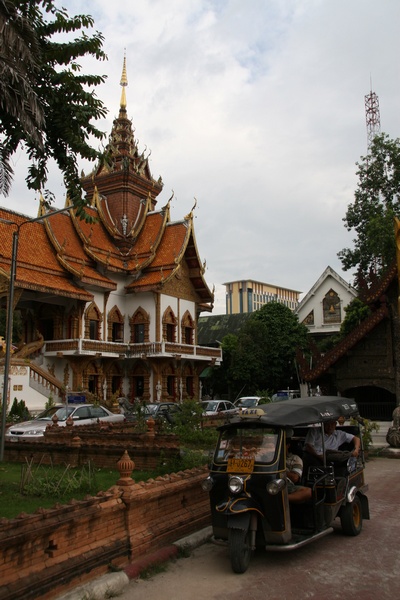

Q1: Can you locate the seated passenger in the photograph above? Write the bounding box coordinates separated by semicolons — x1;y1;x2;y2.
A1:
286;440;312;504
304;419;360;465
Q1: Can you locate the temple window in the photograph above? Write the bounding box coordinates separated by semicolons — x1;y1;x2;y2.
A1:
323;289;341;324
134;323;145;343
303;310;315;326
84;303;102;340
167;374;175;397
129;307;149;343
166;323;175;342
108;305;124;342
181;310;194;345
89;320;98;340
133;375;144;398
163;307;177;343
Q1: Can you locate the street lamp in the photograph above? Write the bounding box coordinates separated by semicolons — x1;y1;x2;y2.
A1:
0;205;71;461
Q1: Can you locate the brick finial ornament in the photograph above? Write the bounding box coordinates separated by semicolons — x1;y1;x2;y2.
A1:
117;450;135;486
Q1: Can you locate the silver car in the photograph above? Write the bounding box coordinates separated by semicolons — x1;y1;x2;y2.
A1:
5;403;125;440
201;400;236;416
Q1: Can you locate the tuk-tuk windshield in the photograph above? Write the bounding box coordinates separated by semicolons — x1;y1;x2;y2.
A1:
215;427;279;464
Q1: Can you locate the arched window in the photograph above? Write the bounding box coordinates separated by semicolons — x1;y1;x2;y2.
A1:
181;310;194;345
108;305;124;342
84;302;102;340
323;289;341;324
129;307;150;344
82;361;100;398
129;361;150;401
163;307;177;343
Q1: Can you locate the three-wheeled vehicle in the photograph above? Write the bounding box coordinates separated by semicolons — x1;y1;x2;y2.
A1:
202;396;369;573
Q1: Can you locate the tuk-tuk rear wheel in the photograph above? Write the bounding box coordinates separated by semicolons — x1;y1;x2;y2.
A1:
229;528;252;574
340;495;363;536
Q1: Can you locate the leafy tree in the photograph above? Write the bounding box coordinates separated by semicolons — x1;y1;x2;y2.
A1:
0;0;44;194
228;303;309;394
210;334;240;399
338;133;400;287
338;297;372;338
0;0;107;216
9;398;30;422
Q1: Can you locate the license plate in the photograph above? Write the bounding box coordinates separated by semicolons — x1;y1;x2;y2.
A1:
227;457;254;473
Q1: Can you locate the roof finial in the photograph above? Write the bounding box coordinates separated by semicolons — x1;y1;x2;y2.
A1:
120;51;128;110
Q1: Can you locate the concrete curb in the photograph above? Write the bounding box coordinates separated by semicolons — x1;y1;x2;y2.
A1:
55;572;130;600
56;526;213;600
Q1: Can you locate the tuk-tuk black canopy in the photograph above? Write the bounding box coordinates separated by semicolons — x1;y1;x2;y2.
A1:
229;396;359;428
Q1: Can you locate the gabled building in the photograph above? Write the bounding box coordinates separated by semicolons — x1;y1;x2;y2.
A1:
295;266;357;339
296;263;399;420
0;59;221;412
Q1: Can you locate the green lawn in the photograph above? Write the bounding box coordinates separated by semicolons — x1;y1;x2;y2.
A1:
0;462;157;520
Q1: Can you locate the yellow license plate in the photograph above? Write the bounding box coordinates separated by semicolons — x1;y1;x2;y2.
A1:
227;457;254;473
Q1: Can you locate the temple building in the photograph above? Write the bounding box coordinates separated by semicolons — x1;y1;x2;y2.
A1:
0;59;221;412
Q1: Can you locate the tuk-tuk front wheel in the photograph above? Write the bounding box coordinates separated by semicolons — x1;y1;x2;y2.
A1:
229;528;252;573
340;495;363;536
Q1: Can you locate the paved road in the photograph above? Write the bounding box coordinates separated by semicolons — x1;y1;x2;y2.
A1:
118;457;400;600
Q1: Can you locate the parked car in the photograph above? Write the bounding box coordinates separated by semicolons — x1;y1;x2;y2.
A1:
118;398;182;424
145;402;182;424
5;403;125;440
201;400;236;416
234;396;268;409
271;389;300;402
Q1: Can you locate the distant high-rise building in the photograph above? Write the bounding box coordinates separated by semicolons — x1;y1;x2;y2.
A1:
224;279;300;315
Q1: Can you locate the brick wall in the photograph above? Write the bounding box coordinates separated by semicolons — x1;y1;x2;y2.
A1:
4;421;180;470
0;460;210;600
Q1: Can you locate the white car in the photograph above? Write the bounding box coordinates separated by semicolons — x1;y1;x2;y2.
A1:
201;400;236;416
271;390;300;402
234;396;268;409
5;403;125;440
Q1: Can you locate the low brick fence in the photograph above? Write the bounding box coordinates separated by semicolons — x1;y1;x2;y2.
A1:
0;454;210;600
4;421;180;470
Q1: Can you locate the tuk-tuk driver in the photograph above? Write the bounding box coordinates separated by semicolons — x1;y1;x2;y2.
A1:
286;440;312;503
304;419;361;463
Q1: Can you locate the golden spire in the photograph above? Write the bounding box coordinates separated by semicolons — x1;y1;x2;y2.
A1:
120;52;128;110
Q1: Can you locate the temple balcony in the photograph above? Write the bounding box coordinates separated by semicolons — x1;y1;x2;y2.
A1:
44;339;222;364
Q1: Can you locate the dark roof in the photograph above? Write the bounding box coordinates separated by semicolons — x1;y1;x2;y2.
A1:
197;313;251;346
223;396;359;428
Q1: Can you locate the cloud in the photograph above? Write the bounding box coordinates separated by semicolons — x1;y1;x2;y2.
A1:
3;0;400;313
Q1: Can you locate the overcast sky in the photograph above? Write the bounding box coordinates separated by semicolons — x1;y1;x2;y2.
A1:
3;0;400;313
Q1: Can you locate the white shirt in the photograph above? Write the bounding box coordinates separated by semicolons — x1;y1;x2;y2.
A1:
305;427;354;455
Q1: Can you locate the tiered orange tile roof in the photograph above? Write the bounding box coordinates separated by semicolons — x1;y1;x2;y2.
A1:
0;59;214;310
0;208;93;301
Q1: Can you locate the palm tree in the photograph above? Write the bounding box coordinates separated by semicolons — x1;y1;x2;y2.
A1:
0;0;44;195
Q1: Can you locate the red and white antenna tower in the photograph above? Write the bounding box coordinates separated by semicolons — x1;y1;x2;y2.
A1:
364;84;381;150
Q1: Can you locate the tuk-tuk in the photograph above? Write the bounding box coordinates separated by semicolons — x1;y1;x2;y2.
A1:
202;396;369;573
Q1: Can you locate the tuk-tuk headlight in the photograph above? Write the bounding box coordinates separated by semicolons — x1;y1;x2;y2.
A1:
266;478;286;495
201;476;214;492
347;485;357;503
228;475;244;494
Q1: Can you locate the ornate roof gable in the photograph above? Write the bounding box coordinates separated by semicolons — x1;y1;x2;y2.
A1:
126;205;214;309
80;56;163;243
